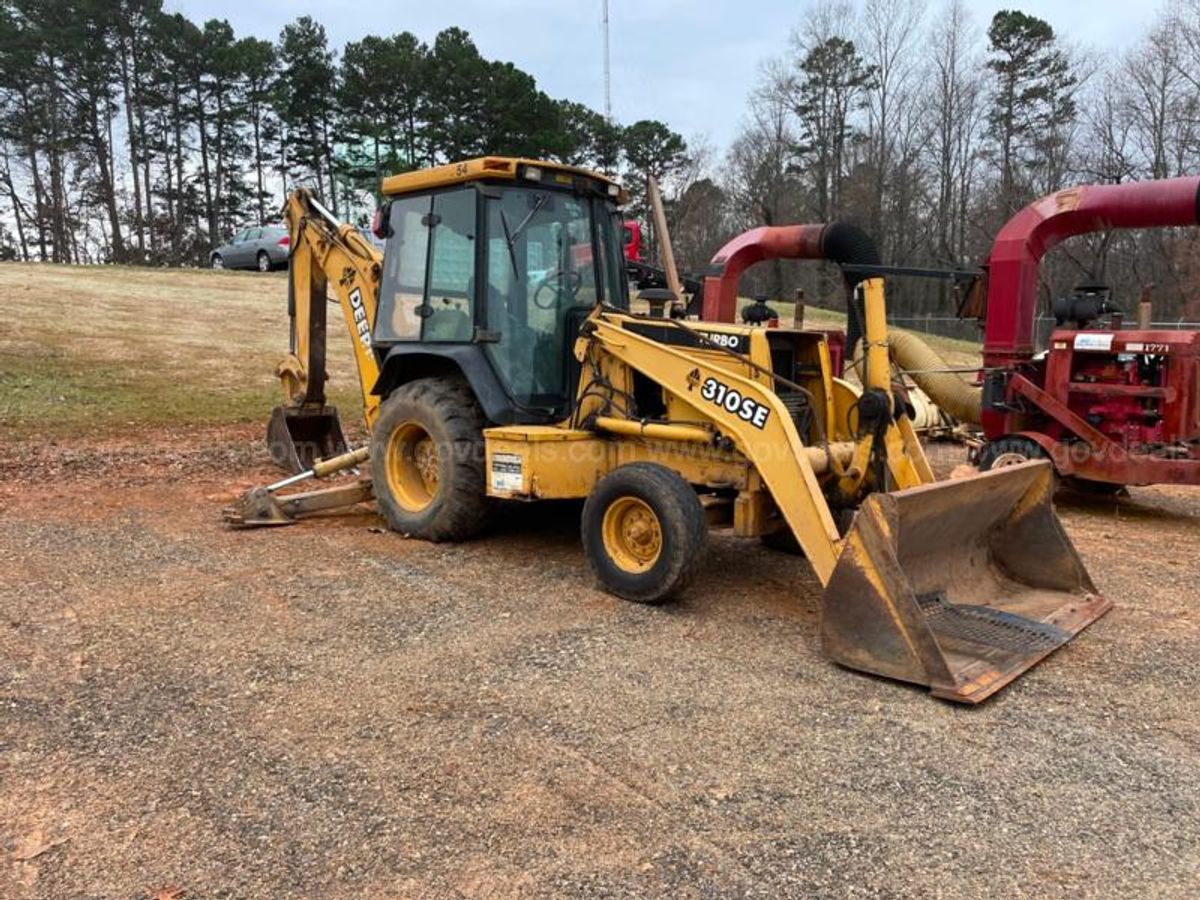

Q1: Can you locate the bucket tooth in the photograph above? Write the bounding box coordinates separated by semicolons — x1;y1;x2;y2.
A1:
267;405;347;473
820;461;1112;703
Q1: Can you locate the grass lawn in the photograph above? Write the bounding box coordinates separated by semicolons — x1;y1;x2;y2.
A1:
1;262;982;442
0;263;362;440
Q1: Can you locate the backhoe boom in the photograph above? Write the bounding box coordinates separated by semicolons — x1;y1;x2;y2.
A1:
267;189;385;471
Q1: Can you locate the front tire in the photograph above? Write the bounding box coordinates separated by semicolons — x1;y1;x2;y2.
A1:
581;463;708;604
370;377;492;542
977;436;1050;471
211;253;224;269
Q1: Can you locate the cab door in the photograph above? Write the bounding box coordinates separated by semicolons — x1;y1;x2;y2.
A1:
373;188;478;343
479;187;600;417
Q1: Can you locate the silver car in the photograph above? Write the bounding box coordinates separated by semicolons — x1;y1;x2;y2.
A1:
211;225;290;271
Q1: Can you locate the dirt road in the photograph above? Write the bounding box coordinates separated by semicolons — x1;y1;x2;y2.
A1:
2;428;1198;899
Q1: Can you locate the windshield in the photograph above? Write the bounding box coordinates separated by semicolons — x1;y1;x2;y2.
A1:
483;187;625;410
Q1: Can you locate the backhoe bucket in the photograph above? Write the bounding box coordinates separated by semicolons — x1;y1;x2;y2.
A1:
821;461;1111;703
267;405;347;474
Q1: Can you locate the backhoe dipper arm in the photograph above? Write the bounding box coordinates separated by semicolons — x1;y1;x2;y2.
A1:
278;188;385;428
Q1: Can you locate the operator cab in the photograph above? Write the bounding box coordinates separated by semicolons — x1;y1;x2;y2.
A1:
371;158;629;421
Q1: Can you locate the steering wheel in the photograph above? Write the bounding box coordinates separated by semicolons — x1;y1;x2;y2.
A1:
532;268;583;310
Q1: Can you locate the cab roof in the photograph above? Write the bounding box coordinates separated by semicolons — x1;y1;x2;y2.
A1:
380;157;628;204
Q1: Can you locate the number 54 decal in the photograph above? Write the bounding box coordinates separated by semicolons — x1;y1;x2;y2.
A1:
699;376;771;429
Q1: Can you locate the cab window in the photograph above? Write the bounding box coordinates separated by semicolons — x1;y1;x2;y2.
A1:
375;188;477;343
376;196;429;341
424;190;476;342
602;209;628;310
374;190;477;345
482;187;598;408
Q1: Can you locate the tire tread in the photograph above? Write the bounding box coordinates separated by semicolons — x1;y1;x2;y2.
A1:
581;463;708;604
370;376;493;542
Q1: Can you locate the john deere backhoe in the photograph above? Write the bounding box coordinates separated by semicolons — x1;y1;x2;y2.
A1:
227;157;1110;703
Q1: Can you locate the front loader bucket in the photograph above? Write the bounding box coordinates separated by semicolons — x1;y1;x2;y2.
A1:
267;405;347;474
821;461;1111;703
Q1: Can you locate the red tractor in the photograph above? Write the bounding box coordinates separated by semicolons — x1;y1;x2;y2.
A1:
974;177;1200;489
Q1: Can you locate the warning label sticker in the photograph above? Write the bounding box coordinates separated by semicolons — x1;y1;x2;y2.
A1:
490;452;524;493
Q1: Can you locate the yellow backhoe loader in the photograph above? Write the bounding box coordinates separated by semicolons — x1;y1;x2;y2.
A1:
226;157;1110;703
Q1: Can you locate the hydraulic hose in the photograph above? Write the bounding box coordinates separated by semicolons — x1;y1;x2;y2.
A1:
886;330;982;425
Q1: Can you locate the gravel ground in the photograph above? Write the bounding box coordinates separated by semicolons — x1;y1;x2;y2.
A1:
1;428;1198;899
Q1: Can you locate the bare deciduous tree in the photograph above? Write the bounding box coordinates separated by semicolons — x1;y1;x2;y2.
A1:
860;0;926;252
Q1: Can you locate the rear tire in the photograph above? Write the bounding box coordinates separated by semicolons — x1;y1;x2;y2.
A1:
257;250;271;272
582;463;707;604
370;377;492;542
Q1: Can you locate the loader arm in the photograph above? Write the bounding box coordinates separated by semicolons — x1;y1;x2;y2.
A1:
268;189;385;471
581;312;845;582
579;278;933;583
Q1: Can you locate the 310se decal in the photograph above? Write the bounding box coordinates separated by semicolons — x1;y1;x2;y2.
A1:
699;376;771;429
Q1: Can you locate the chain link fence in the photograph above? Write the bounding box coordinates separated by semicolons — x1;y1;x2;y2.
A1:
887;314;1200;346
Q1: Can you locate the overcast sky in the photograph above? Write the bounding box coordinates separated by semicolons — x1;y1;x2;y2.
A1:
167;0;1155;150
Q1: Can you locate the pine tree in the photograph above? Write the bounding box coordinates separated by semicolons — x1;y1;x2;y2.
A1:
421;28;490;162
986;10;1077;212
276;16;338;213
237;37;279;224
68;0;126;262
621;119;689;263
789;37;876;221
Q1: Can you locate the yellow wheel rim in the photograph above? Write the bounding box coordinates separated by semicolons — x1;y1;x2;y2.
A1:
601;497;662;574
384;421;439;512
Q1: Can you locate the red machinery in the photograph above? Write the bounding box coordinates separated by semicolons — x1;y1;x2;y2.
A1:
700;222;879;375
977;177;1200;487
622;220;644;263
692;193;1200;489
701;223;877;322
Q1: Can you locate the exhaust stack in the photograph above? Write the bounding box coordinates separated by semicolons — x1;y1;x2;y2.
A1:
701;222;880;349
